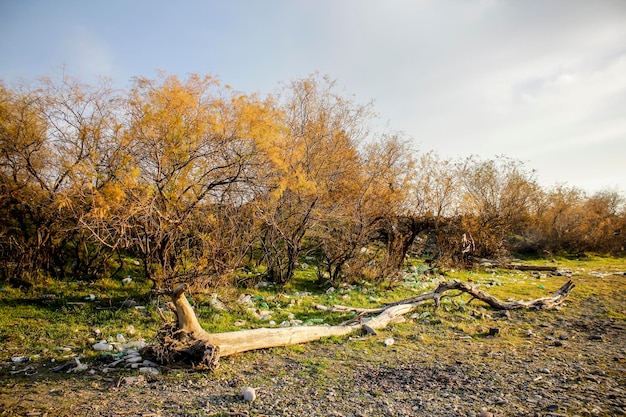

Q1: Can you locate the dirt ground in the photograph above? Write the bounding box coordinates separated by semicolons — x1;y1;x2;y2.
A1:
1;275;625;417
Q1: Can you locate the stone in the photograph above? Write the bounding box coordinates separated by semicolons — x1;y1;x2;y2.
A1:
242;386;256;402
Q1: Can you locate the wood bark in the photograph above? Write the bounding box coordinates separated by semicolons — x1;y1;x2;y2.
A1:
147;279;575;366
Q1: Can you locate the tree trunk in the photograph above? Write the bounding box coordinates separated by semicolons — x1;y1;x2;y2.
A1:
144;279;575;368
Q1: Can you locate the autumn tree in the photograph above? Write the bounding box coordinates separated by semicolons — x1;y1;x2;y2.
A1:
83;73;282;288
0;76;122;283
453;156;539;260
255;74;374;284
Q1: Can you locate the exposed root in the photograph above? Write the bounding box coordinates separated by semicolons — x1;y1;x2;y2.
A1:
142;322;220;370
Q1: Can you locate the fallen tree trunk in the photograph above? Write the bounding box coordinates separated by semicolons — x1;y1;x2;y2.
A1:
144;279;575;368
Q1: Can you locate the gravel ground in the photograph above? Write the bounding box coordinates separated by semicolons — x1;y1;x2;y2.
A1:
2;307;625;417
2;276;625;417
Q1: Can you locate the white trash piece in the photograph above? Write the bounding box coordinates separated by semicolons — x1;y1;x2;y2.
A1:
139;366;160;375
92;340;113;351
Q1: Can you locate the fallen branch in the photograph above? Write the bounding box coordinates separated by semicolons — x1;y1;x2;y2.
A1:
144;280;575;367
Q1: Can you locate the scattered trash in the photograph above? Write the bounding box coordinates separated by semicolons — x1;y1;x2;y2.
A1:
315;304;329;311
210;294;228;311
11;356;28;363
83;294;96;301
116;333;127;343
384;338;395;347
9;365;36;375
242;386;257;402
237;294;254;305
125;355;143;364
93;340;114;351
122;276;132;285
70;357;88;373
51;361;75;372
326;287;335;294
139;366;160;375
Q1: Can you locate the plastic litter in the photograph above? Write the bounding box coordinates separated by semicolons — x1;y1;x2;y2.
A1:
139;366;160;375
93;340;113;351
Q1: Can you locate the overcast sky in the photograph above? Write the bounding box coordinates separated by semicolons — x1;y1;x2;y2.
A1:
1;0;625;194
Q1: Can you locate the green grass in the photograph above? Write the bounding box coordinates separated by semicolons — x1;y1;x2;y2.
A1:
1;254;624;364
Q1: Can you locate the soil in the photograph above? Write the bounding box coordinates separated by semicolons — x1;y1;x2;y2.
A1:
2;280;625;417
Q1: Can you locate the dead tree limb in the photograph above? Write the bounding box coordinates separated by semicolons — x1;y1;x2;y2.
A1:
145;280;575;367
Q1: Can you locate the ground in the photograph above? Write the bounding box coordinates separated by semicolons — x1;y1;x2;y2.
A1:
1;258;625;417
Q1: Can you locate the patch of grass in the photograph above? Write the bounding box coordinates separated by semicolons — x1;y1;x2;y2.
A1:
1;255;624;369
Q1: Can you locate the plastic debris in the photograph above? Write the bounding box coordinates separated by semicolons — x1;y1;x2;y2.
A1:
237;294;254;305
384;338;395;347
93;340;114;351
70;357;88;373
210;293;227;311
11;356;28;363
139;366;160;375
122;276;132;285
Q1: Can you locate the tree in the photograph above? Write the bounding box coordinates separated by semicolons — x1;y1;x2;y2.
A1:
455;156;538;259
0;76;121;282
86;73;282;288
256;74;374;284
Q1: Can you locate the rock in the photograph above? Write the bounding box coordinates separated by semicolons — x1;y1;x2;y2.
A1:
488;328;500;336
362;324;377;336
554;340;564;347
242;386;256;402
479;408;493;417
120;299;137;309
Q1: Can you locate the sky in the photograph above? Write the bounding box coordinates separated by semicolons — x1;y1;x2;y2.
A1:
1;0;625;194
